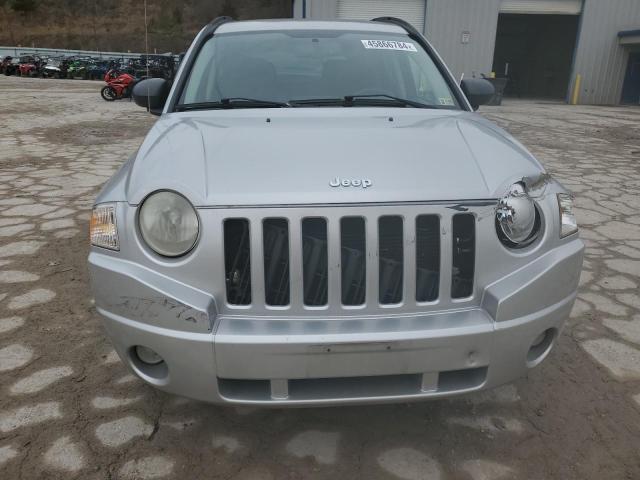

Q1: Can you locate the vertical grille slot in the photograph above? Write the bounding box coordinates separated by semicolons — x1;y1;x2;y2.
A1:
451;214;475;299
341;217;366;306
263;218;290;306
302;218;328;306
378;216;404;304
223;218;252;305
416;215;440;302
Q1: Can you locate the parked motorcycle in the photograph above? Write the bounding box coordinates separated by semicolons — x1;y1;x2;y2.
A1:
43;57;69;78
17;55;38;76
5;57;20;76
34;56;49;77
100;69;138;101
86;59;111;80
132;55;176;80
66;57;92;79
1;56;14;75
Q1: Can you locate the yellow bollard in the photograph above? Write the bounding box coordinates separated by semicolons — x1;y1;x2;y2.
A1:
571;74;581;105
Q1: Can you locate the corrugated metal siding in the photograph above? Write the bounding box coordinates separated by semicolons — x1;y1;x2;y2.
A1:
308;0;339;20
425;0;502;80
572;0;640;104
500;0;582;15
292;0;340;20
336;0;426;33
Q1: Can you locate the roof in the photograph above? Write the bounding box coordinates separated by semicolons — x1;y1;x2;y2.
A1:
216;19;407;35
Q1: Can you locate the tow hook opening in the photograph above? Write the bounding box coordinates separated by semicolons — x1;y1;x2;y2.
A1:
526;328;557;368
129;345;169;385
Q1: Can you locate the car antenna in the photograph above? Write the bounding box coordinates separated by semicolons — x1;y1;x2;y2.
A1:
144;0;150;113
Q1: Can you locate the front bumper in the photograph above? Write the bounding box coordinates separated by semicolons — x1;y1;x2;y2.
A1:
90;239;583;406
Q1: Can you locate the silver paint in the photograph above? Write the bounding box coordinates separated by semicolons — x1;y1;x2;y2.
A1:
89;19;584;406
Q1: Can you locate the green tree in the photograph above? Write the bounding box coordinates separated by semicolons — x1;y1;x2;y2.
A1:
8;0;37;13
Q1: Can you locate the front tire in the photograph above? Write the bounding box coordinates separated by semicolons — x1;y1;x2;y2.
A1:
100;86;117;101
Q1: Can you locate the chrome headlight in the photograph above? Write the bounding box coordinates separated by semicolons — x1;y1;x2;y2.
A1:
557;193;578;238
496;182;540;248
138;191;199;257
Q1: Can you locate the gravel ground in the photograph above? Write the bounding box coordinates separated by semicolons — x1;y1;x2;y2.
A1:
1;76;640;480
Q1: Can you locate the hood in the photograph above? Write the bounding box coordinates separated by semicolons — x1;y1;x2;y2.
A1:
125;108;544;206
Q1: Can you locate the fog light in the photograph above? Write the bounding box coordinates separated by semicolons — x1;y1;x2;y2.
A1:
531;331;546;347
527;328;556;368
135;345;163;365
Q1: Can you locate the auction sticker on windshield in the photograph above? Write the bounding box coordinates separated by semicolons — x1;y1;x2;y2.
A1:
361;40;417;52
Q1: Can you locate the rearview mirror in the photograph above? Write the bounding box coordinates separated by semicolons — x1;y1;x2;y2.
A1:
460;79;495;111
133;78;170;116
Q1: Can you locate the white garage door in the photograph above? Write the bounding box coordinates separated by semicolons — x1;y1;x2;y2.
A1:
500;0;582;15
337;0;426;33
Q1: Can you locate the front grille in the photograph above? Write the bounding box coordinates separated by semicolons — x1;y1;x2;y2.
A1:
222;210;477;309
451;213;475;299
416;214;440;302
378;216;404;304
223;219;251;305
262;218;290;306
301;218;328;306
340;217;367;306
217;367;488;402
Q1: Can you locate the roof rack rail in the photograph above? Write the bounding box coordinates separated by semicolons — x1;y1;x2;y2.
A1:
371;16;471;111
208;16;233;27
371;16;420;37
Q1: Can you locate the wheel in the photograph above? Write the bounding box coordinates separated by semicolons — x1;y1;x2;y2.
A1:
100;86;117;101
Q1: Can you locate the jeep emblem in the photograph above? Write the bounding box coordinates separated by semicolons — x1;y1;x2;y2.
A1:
329;177;372;188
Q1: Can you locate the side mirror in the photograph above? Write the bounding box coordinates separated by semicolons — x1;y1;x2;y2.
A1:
133;78;170;116
460;78;495;111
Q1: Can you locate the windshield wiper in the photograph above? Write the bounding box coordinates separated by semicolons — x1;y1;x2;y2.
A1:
288;98;345;107
289;95;441;109
176;97;290;111
345;94;442;109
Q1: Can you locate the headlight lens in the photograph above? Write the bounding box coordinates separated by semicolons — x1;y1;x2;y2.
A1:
138;191;199;257
90;204;119;250
557;193;578;238
496;182;539;248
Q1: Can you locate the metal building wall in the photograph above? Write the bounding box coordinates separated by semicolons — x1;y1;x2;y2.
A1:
424;0;502;81
294;0;501;81
572;0;640;104
293;0;340;20
294;0;640;104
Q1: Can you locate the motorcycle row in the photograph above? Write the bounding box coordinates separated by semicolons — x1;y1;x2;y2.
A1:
1;53;178;101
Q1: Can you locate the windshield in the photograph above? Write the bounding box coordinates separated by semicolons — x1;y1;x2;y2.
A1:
179;30;461;109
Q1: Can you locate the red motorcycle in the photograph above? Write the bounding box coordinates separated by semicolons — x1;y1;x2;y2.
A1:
101;69;137;101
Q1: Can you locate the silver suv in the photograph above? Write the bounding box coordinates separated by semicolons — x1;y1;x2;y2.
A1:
88;17;584;406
